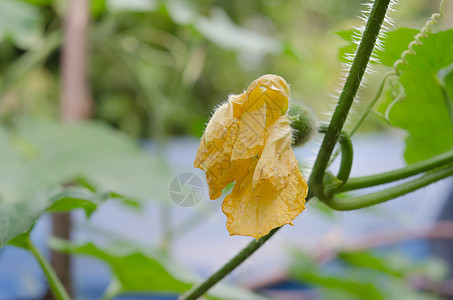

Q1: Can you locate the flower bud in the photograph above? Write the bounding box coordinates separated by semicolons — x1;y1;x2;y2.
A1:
288;103;316;146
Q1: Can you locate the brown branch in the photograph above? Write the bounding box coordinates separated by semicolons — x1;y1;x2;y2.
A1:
48;0;93;298
312;221;453;263
49;213;73;298
60;0;93;120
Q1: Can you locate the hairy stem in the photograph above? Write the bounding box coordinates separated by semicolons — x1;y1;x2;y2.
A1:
308;0;392;200
349;72;395;136
26;237;71;300
324;164;453;210
342;149;453;192
328;72;395;166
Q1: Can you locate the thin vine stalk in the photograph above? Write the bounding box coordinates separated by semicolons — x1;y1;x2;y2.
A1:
349;71;395;136
324;164;453;210
26;237;71;300
181;227;280;300
328;72;395;166
342;149;453;192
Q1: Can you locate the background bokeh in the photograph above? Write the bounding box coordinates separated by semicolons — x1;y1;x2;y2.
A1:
1;0;453;300
1;0;448;136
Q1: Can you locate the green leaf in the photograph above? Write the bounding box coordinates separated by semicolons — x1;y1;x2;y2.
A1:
339;251;418;277
5;187;108;249
8;233;30;249
0;187;108;248
23;0;53;6
290;252;383;300
0;121;173;204
91;0;106;18
50;239;269;300
289;249;443;300
294;269;383;300
381;30;453;163
0;0;44;49
339;250;449;283
337;28;419;67
336;29;356;62
378;28;420;67
50;239;191;295
0;120;174;246
45;187;110;217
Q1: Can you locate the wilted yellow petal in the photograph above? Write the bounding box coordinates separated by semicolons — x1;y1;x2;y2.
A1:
203;95;242;143
194;74;308;238
222;154;307;239
231;75;290;161
195;132;249;199
230;103;266;160
194;96;248;199
253;116;292;190
244;74;289;123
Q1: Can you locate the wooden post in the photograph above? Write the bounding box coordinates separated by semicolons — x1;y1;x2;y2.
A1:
49;0;93;298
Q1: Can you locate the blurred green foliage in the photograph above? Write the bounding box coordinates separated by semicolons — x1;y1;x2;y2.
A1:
290;248;449;300
1;0;435;138
50;238;269;300
1;1;452;299
0;120;173;247
1;187;108;246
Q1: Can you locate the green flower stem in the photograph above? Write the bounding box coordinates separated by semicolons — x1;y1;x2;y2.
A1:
337;131;354;186
26;237;71;300
324;164;453;211
181;227;281;300
349;71;395;136
319;128;353;195
439;81;453;133
341;149;453;192
328;72;395;166
308;0;392;200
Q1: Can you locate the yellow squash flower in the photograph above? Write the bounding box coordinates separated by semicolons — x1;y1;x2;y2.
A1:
194;74;308;239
